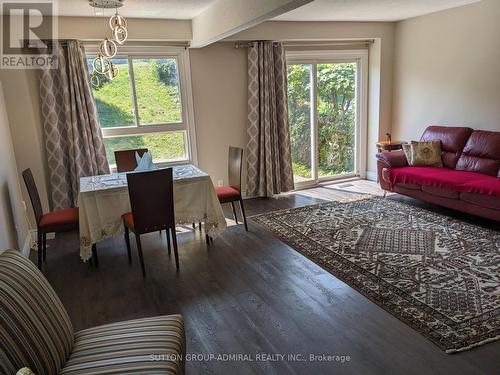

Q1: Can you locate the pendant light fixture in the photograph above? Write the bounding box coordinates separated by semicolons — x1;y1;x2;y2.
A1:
110;12;128;45
89;0;128;87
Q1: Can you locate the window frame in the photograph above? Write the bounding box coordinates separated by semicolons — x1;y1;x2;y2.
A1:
85;45;198;167
285;49;368;188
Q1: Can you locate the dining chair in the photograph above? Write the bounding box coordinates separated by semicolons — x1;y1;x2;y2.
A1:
22;168;79;270
114;148;148;173
215;146;248;231
122;168;178;277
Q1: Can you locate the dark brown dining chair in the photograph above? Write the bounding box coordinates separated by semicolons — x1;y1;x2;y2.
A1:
114;148;148;173
22;168;79;270
215;146;248;231
122;168;178;277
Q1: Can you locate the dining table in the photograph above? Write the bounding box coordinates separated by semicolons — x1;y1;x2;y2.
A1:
78;164;227;262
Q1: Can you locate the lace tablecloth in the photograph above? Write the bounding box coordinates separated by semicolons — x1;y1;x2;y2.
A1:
78;164;227;261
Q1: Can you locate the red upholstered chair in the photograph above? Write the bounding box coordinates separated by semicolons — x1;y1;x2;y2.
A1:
114;148;148;173
122;168;178;277
22;168;79;270
216;146;248;231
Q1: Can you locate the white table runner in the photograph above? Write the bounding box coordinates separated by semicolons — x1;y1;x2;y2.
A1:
78;164;227;261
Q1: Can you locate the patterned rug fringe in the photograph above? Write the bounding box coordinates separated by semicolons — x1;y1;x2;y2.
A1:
445;335;500;354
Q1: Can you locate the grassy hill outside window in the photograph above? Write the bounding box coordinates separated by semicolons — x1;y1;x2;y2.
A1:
85;45;197;168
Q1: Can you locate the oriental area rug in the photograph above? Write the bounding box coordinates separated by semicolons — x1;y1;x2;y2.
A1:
251;196;499;353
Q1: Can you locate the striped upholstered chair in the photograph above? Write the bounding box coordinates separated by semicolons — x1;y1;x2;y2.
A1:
0;250;185;374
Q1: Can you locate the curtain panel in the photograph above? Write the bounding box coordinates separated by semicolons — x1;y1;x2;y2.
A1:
40;40;109;209
246;41;294;197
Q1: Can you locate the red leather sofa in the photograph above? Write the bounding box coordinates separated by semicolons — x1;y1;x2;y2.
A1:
376;126;500;221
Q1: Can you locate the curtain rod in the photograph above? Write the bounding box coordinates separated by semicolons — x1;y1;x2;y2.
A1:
234;41;279;49
234;40;374;49
80;40;190;47
24;39;190;48
284;40;374;47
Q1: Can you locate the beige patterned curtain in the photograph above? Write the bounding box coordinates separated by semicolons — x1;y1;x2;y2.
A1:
40;40;109;209
246;41;294;197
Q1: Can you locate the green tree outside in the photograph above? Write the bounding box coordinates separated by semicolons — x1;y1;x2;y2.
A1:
287;63;356;179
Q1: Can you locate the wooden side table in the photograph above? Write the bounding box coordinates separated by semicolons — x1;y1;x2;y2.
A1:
376;141;407;153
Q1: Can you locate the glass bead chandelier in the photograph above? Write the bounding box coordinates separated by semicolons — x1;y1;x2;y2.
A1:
88;0;128;87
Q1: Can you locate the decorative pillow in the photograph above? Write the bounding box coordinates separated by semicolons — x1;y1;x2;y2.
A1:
134;151;158;172
409;140;443;167
402;144;412;164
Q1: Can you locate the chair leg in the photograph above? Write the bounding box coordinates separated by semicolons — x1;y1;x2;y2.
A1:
171;227;179;270
42;233;47;262
124;226;132;263
135;234;146;277
239;199;248;231
231;201;238;223
37;231;43;270
199;222;202;230
192;223;196;229
92;243;99;268
166;228;171;254
205;234;210;245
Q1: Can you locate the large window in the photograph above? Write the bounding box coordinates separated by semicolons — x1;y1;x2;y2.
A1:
286;50;367;186
86;47;196;166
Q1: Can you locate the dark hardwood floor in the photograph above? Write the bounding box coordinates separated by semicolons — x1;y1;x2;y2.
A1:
34;181;499;374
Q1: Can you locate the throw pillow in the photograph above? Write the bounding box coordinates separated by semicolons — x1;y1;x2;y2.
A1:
410;140;443;167
402;144;412;164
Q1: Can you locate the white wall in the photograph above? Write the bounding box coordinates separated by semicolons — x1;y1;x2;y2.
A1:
190;43;249;187
0;82;30;252
392;0;500;141
0;69;49;226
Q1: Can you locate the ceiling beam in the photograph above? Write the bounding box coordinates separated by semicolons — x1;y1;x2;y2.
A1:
191;0;313;48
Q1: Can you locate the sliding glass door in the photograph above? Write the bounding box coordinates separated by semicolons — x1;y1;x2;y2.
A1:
286;51;367;187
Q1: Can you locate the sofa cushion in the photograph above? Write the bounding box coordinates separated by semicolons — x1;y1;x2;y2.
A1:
389;166;500;197
455;130;500;177
460;192;500;211
420;126;472;169
0;250;74;375
60;315;185;375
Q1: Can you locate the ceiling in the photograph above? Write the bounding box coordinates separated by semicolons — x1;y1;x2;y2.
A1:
7;0;480;21
56;0;217;19
273;0;481;22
